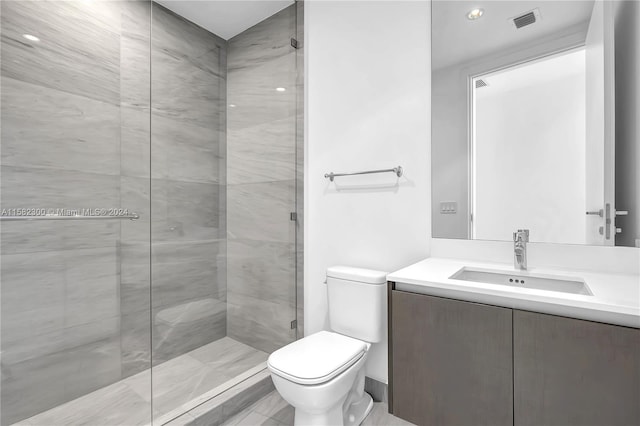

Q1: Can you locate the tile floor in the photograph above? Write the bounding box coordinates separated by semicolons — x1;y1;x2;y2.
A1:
15;338;268;426
221;390;415;426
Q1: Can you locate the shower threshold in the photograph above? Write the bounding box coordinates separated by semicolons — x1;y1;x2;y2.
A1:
13;338;268;426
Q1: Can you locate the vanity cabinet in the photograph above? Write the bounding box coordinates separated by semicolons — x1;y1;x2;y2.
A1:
388;285;640;426
388;287;513;426
513;310;640;426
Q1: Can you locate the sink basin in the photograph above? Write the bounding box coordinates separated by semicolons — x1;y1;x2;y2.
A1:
450;267;592;296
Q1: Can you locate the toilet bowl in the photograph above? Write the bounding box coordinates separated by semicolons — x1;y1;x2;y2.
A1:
268;266;387;426
268;331;373;426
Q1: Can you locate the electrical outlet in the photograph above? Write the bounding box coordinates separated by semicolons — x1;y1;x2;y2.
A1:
440;201;457;214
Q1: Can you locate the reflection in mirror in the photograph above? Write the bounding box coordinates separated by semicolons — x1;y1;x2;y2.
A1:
431;0;639;247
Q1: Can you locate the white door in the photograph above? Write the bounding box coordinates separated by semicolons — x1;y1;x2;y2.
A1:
585;0;616;245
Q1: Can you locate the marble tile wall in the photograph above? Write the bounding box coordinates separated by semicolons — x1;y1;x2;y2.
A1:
0;2;151;424
226;4;299;353
149;3;227;367
1;1;227;424
1;0;300;423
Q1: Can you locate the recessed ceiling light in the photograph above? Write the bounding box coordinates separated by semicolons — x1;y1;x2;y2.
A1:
275;87;286;92
23;34;40;42
229;104;236;108
467;8;484;20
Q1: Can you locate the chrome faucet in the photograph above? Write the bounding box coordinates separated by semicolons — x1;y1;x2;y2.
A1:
513;229;529;270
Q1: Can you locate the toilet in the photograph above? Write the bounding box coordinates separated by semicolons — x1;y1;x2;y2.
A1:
267;266;387;426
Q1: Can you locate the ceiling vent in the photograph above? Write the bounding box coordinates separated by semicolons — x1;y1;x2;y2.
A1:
511;8;541;29
475;79;489;88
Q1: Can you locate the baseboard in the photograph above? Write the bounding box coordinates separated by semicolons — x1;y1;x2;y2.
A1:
365;376;388;403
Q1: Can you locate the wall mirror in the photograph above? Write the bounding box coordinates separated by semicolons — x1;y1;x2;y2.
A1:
431;0;639;247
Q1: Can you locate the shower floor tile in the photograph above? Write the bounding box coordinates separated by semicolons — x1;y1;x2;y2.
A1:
16;337;268;426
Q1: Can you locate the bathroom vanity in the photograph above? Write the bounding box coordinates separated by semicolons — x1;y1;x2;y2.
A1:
412;0;640;423
386;258;640;426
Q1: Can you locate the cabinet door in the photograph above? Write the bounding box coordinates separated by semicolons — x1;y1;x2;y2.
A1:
514;310;640;426
390;290;513;426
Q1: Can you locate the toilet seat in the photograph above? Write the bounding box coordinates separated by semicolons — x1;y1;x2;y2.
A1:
268;331;368;385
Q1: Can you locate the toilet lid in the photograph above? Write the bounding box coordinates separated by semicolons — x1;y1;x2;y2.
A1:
267;331;367;385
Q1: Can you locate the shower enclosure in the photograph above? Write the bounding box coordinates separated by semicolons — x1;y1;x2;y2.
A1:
0;1;303;424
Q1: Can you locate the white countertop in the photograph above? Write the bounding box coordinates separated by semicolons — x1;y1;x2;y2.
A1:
387;257;640;329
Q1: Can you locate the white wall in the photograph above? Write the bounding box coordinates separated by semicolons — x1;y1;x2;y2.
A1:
614;0;640;247
474;51;587;244
305;0;431;383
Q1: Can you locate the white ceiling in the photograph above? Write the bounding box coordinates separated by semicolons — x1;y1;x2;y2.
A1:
155;0;294;40
433;0;595;70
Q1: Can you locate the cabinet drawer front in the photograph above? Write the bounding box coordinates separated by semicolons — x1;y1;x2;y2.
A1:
390;290;513;426
514;310;640;426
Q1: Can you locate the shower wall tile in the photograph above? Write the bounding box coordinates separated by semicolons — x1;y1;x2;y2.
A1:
120;176;151;245
150;237;226;363
120;243;152;316
1;1;154;423
151;179;222;243
151;298;227;365
1;77;121;176
1;1;232;422
151;50;226;128
227;239;295;306
0;166;121;212
121;107;152;179
151;240;225;309
1;247;120;364
151;115;223;184
63;248;120;328
151;4;226;78
120;311;152;378
0;0;121;105
227;55;297;130
227;118;295;185
227;292;295;354
227;180;295;242
121;0;152;41
151;4;226;130
120;4;151;110
227;6;294;72
0;166;120;253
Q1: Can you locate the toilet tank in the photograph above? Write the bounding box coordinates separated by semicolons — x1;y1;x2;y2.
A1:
326;266;387;343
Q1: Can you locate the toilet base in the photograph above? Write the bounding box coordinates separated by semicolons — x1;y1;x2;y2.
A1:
292;392;373;426
294;402;345;426
344;392;373;426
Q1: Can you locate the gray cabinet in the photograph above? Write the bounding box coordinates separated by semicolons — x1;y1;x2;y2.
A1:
388;285;640;426
388;286;513;426
513;310;640;426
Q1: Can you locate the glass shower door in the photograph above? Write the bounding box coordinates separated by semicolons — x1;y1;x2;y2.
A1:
148;1;300;421
0;1;152;425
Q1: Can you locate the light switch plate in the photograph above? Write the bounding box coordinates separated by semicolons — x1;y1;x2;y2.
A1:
440;201;457;214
